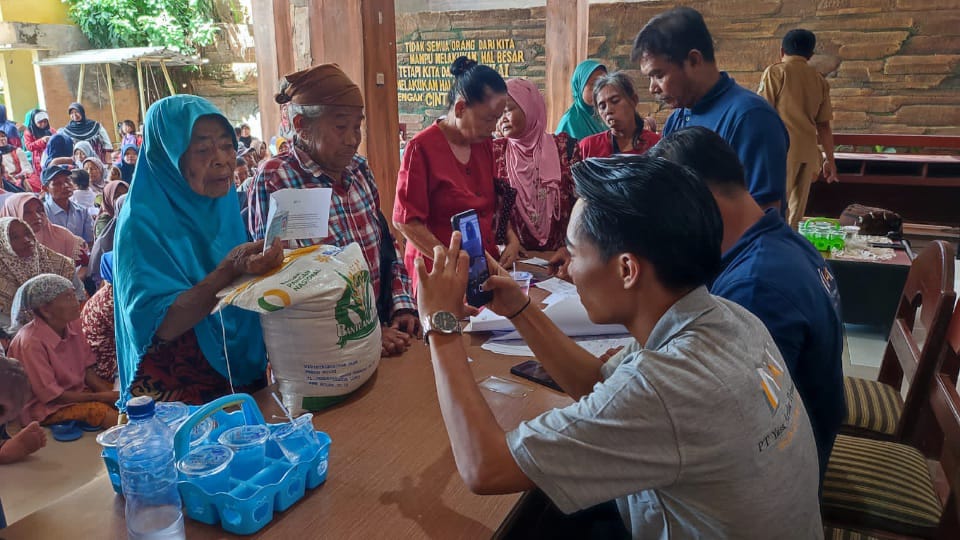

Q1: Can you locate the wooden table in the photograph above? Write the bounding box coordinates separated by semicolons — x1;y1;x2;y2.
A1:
1;305;572;539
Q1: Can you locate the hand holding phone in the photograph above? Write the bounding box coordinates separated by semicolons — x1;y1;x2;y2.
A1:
451;209;493;307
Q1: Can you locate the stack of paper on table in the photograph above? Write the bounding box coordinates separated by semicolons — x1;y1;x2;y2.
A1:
481;335;633;358
465;278;630;353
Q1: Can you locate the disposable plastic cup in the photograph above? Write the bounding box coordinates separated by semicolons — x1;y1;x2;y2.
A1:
177;444;234;494
271;414;320;464
96;424;126;493
218;425;270;480
188;418;215;448
155;401;190;430
510;271;532;296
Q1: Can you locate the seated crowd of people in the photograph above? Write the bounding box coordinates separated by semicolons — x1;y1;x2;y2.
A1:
1;6;856;537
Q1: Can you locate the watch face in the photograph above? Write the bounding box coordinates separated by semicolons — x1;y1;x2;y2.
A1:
431;311;459;332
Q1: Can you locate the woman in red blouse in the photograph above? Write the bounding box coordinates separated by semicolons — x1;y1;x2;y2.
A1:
493;79;580;252
394;57;520;289
579;71;661;159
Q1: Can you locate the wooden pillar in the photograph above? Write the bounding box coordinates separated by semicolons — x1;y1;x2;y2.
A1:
251;0;289;141
545;0;589;132
359;0;401;217
255;0;401;215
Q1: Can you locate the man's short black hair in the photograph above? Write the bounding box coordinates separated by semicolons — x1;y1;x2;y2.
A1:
631;7;716;65
571;155;722;290
70;169;90;190
647;126;747;195
783;29;816;59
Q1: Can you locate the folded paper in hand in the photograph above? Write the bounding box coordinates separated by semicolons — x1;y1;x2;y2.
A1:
263;188;334;252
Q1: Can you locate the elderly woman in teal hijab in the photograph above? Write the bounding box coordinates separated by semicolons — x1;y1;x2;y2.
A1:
113;95;282;408
554;60;608;140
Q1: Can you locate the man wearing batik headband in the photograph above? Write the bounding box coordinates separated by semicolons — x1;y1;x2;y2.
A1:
247;64;419;358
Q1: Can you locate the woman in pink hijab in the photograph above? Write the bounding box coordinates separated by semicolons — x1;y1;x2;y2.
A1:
493;78;581;252
1;193;87;264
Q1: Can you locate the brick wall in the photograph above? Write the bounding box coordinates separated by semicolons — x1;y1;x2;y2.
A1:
396;7;546;137
397;0;960;138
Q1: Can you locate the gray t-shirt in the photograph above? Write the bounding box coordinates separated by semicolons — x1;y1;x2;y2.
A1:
506;287;823;539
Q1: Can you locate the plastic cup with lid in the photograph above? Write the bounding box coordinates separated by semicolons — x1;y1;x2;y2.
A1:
217;425;270;480
510;271;533;296
177;444;234;494
271;413;320;464
154;401;190;431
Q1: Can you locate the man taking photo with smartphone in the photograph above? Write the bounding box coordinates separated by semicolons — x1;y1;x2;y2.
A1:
415;155;823;538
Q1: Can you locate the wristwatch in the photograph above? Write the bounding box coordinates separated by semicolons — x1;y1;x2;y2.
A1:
422;311;462;345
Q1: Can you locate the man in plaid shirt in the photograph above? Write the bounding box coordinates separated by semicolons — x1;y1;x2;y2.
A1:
248;64;418;356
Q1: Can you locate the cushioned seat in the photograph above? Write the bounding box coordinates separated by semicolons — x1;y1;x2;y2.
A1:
843;376;904;436
822;434;941;538
823;526;880;540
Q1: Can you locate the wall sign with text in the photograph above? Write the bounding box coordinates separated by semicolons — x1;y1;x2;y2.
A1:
397;38;527;108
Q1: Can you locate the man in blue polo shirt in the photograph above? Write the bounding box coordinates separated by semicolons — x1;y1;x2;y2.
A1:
41;164;94;245
633;6;789;212
650;126;844;481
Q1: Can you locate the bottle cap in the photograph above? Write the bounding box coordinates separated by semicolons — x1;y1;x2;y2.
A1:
126;396;155;418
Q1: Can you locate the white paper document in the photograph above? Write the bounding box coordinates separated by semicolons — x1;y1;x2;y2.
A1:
535;277;577;297
464;291;627;338
263;187;333;251
481;335;633;358
521;257;551;268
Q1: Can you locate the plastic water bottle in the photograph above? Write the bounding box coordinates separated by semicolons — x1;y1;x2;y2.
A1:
118;396;185;540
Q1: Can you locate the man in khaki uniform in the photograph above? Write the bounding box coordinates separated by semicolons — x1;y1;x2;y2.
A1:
759;29;838;229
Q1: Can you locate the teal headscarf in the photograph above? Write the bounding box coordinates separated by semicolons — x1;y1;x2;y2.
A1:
554;60;607;140
113;95;266;409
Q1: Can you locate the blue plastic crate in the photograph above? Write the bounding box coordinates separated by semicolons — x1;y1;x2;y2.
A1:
173;394;331;535
101;394;330;536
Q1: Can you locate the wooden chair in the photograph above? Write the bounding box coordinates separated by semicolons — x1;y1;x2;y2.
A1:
841;240;956;453
822;371;960;539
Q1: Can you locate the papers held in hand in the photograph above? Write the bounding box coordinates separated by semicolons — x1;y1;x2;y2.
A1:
263;188;334;252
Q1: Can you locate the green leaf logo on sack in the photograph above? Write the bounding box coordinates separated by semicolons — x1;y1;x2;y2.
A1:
257;289;293;312
334;267;377;348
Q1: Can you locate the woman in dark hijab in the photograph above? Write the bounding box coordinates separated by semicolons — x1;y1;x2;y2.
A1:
59;103;113;162
0;106;21;150
41;133;74;169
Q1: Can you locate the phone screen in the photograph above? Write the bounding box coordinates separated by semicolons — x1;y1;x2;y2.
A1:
510;360;562;392
452;210;493;307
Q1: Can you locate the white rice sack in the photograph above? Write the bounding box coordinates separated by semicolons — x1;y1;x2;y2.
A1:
218;243;381;413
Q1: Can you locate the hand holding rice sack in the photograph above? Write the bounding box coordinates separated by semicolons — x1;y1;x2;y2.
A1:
217;243;381;414
113;95;283;408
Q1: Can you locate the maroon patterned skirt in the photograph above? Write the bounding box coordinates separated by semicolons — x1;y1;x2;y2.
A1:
129;330;265;405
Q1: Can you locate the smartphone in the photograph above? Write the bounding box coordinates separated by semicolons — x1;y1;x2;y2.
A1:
510;360;563;392
451;209;493;307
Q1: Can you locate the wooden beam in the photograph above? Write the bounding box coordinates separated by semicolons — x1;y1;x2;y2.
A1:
305;0;365;155
308;0;364;86
545;0;589;132
273;0;295;76
159;61;176;96
252;0;282;141
361;0;402;217
136;59;146;126
76;64;85;102
105;63;119;142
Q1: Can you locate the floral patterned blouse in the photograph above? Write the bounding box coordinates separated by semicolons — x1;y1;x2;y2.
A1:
492;132;581;252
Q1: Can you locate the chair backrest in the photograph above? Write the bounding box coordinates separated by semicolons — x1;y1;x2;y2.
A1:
939;300;960;385
928;373;960;537
877;241;956;445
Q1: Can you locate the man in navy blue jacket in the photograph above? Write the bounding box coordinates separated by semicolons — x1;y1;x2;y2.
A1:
633;7;789;213
650;126;844;482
